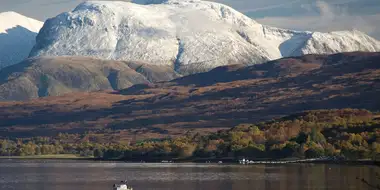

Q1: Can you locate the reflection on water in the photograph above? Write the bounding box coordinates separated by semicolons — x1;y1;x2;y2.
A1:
0;160;378;190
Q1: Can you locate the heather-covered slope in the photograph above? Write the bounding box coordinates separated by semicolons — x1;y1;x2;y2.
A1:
0;56;180;101
0;52;379;139
29;0;380;74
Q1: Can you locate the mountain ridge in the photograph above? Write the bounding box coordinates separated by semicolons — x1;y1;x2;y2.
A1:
0;12;43;68
29;0;380;75
0;56;181;101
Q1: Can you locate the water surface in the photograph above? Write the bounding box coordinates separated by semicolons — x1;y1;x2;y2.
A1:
0;160;378;190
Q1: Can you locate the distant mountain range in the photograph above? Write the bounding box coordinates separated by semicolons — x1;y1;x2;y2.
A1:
0;52;379;139
0;12;43;68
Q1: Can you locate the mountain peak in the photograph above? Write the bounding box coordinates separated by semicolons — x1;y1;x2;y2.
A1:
0;11;24;17
0;11;42;33
28;1;380;74
0;11;19;16
0;11;43;68
131;0;201;5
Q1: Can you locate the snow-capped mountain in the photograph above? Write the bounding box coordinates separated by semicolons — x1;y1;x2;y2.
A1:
0;12;43;68
29;0;380;74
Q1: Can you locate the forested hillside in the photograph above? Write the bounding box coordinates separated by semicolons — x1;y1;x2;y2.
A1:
1;109;379;161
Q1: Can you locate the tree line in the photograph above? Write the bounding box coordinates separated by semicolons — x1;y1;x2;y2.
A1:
1;109;380;161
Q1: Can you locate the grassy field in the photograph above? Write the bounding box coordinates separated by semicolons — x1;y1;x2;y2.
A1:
0;154;93;159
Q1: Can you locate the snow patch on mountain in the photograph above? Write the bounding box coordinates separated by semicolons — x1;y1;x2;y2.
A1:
0;12;43;68
295;30;380;56
29;0;380;74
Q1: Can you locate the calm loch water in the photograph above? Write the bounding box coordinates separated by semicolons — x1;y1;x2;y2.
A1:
0;160;378;190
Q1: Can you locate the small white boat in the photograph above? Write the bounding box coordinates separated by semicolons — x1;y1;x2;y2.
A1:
113;181;133;190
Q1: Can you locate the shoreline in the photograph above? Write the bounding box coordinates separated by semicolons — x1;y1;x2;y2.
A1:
0;155;93;160
1;156;378;166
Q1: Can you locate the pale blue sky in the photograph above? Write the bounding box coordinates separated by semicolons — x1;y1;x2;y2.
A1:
1;0;379;39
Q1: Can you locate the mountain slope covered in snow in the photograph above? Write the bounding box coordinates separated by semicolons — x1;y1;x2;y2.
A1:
0;12;43;68
29;0;380;74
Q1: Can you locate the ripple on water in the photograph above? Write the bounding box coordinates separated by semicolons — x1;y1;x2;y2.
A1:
0;161;377;190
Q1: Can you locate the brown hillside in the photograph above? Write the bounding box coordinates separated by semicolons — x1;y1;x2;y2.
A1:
0;56;181;101
0;52;379;141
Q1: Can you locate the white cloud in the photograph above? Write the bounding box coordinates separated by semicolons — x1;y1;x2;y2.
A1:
256;1;380;39
316;1;337;19
235;0;303;13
